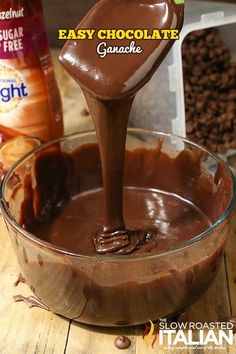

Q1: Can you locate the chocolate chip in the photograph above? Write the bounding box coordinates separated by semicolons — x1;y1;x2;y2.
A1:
186;122;194;134
183;28;236;155
217;145;227;155
114;336;131;350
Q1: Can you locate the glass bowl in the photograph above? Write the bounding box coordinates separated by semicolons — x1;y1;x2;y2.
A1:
1;129;235;327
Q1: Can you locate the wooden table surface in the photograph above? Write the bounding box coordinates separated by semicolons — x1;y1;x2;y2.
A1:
0;50;235;354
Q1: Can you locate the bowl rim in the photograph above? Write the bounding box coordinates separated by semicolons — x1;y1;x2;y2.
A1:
1;128;236;262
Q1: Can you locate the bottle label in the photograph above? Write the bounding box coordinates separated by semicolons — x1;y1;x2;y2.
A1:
0;63;28;112
0;7;24;20
0;3;48;60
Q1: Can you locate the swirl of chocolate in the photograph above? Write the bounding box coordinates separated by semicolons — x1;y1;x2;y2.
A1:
94;229;153;255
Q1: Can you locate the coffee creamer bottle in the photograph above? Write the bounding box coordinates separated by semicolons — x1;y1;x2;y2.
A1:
0;0;64;174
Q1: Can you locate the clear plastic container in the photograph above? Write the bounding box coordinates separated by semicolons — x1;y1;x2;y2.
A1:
130;1;236;137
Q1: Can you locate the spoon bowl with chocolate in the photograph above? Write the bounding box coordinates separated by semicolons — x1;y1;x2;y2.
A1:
1;129;235;326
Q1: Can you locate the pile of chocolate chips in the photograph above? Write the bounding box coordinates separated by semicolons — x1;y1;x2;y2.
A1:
182;28;236;154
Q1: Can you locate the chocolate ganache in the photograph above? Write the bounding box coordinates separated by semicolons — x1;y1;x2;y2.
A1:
59;0;185;255
4;1;235;327
16;141;232;325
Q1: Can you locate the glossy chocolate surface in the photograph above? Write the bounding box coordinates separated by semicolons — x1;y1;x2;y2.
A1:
60;0;184;100
12;141;232;325
60;0;184;254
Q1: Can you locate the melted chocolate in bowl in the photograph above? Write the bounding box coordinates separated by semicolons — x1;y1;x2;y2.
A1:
2;131;234;326
33;187;211;256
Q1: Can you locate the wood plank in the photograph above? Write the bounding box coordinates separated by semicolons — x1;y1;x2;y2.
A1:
0;218;70;354
65;323;137;354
